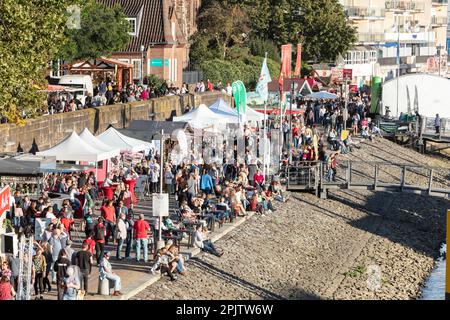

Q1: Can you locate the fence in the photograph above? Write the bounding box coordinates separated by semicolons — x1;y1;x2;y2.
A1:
282;160;450;199
183;70;204;84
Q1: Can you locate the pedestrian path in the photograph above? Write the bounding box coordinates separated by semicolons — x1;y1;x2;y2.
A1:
40;193;254;300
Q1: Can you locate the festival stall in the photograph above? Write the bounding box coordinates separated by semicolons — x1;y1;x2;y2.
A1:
306;91;339;100
97;126;152;153
173;104;225;129
79;128;121;181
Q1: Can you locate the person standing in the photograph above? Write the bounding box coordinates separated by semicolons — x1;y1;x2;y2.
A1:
101;200;116;245
75;242;93;295
115;213;127;260
133;214;150;263
435;113;441;134
94;217;106;264
124;213;134;259
48;229;67;283
32;247;46;300
54;250;71;300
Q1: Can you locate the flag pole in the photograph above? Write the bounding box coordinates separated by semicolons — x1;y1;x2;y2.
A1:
263;52;268;180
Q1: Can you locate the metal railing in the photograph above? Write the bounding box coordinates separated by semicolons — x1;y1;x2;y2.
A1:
431;16;448;26
358;33;386;43
432;0;448;5
345;7;386;19
182;70;203;84
385;1;425;11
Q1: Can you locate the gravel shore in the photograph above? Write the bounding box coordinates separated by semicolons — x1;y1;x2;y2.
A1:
132;138;449;300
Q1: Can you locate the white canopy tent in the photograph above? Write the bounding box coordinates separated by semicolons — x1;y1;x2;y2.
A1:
173;104;227;129
97;126;152;153
245;107;265;122
37;131;115;162
209;98;265;123
79;128;121;158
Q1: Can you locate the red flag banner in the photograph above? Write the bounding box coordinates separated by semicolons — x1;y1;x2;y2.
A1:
0;186;10;218
294;43;302;77
280;44;292;78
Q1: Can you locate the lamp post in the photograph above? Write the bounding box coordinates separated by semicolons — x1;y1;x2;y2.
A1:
437;45;444;77
140;44;145;85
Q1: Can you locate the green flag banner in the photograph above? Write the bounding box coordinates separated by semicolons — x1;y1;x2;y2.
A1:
370;76;382;114
232;80;247;116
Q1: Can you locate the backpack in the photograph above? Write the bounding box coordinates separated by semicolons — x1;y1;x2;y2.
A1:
95;225;105;241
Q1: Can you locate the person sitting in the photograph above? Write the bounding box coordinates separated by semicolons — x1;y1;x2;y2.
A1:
194;225;223;257
99;251;122;296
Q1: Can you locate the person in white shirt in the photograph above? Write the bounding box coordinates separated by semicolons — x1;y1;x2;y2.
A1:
194;225;223;257
226;83;232;95
115;213;127;260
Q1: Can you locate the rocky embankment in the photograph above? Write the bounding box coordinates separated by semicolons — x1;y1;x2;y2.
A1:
133;138;449;300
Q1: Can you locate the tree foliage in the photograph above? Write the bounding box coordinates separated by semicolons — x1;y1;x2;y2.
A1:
58;0;130;61
0;0;77;123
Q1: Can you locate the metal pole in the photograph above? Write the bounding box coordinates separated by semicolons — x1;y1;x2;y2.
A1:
263;102;267;179
396;20;400;119
289;82;294;156
446;209;450;300
158;129;164;244
344;78;348;131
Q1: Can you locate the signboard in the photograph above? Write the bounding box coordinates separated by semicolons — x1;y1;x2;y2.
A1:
0;186;10;218
150;58;169;67
331;68;343;82
34;218;52;241
343;68;353;80
152;193;169;217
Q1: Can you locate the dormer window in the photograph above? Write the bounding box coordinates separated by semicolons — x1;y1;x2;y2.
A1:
126;18;137;36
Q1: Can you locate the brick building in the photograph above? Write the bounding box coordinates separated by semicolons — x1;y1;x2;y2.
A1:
98;0;201;88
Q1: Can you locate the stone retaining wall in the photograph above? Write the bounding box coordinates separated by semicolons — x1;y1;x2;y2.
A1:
0;92;230;153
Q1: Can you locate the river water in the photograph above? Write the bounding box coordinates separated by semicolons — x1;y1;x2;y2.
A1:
420;244;446;300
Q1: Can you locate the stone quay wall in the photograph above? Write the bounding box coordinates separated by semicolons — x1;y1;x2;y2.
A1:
0;92;230;153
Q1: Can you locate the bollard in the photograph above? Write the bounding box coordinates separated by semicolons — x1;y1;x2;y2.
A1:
446;209;450;300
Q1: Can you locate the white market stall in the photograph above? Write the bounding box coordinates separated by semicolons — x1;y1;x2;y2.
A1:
37;131;115;163
79;128;121;181
209;98;265;123
173;104;226;129
97;126;152;153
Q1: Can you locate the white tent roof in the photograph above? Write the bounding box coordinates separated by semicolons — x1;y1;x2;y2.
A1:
37;131;114;162
209;98;264;123
173;104;229;128
79;128;121;159
97;126;151;153
245;107;265;122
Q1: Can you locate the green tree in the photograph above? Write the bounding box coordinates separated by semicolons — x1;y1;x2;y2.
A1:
0;0;77;123
195;1;250;60
59;0;130;61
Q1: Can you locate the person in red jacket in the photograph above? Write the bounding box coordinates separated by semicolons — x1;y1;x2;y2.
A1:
94;217;106;264
84;234;96;256
253;169;265;191
60;212;74;239
101;200;115;245
133;214;150;263
207;79;213;91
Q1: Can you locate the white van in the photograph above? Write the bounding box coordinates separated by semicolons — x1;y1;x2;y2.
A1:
58;75;94;106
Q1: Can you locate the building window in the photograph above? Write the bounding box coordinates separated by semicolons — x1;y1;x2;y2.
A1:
126;18;137;36
132;59;141;80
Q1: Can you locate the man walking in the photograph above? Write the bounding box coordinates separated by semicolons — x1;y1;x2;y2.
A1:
75;242;93;295
116;213;127;260
133;214;150;263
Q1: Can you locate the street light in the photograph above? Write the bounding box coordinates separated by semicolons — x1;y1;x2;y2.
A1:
140;44;145;85
437;45;444;77
393;11;410;118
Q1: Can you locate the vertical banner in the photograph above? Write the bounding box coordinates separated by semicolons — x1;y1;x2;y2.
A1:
232;81;247;119
0;186;10;218
236;128;246;164
294;43;302;77
256;54;272;102
280;44;292;78
270;129;281;172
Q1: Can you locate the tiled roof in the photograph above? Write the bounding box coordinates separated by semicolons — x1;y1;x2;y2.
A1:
97;0;166;52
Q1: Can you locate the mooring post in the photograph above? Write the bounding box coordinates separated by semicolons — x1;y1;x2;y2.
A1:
400;165;406;191
427;169;433;195
446;209;450;300
374;165;379;191
346;160;351;189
